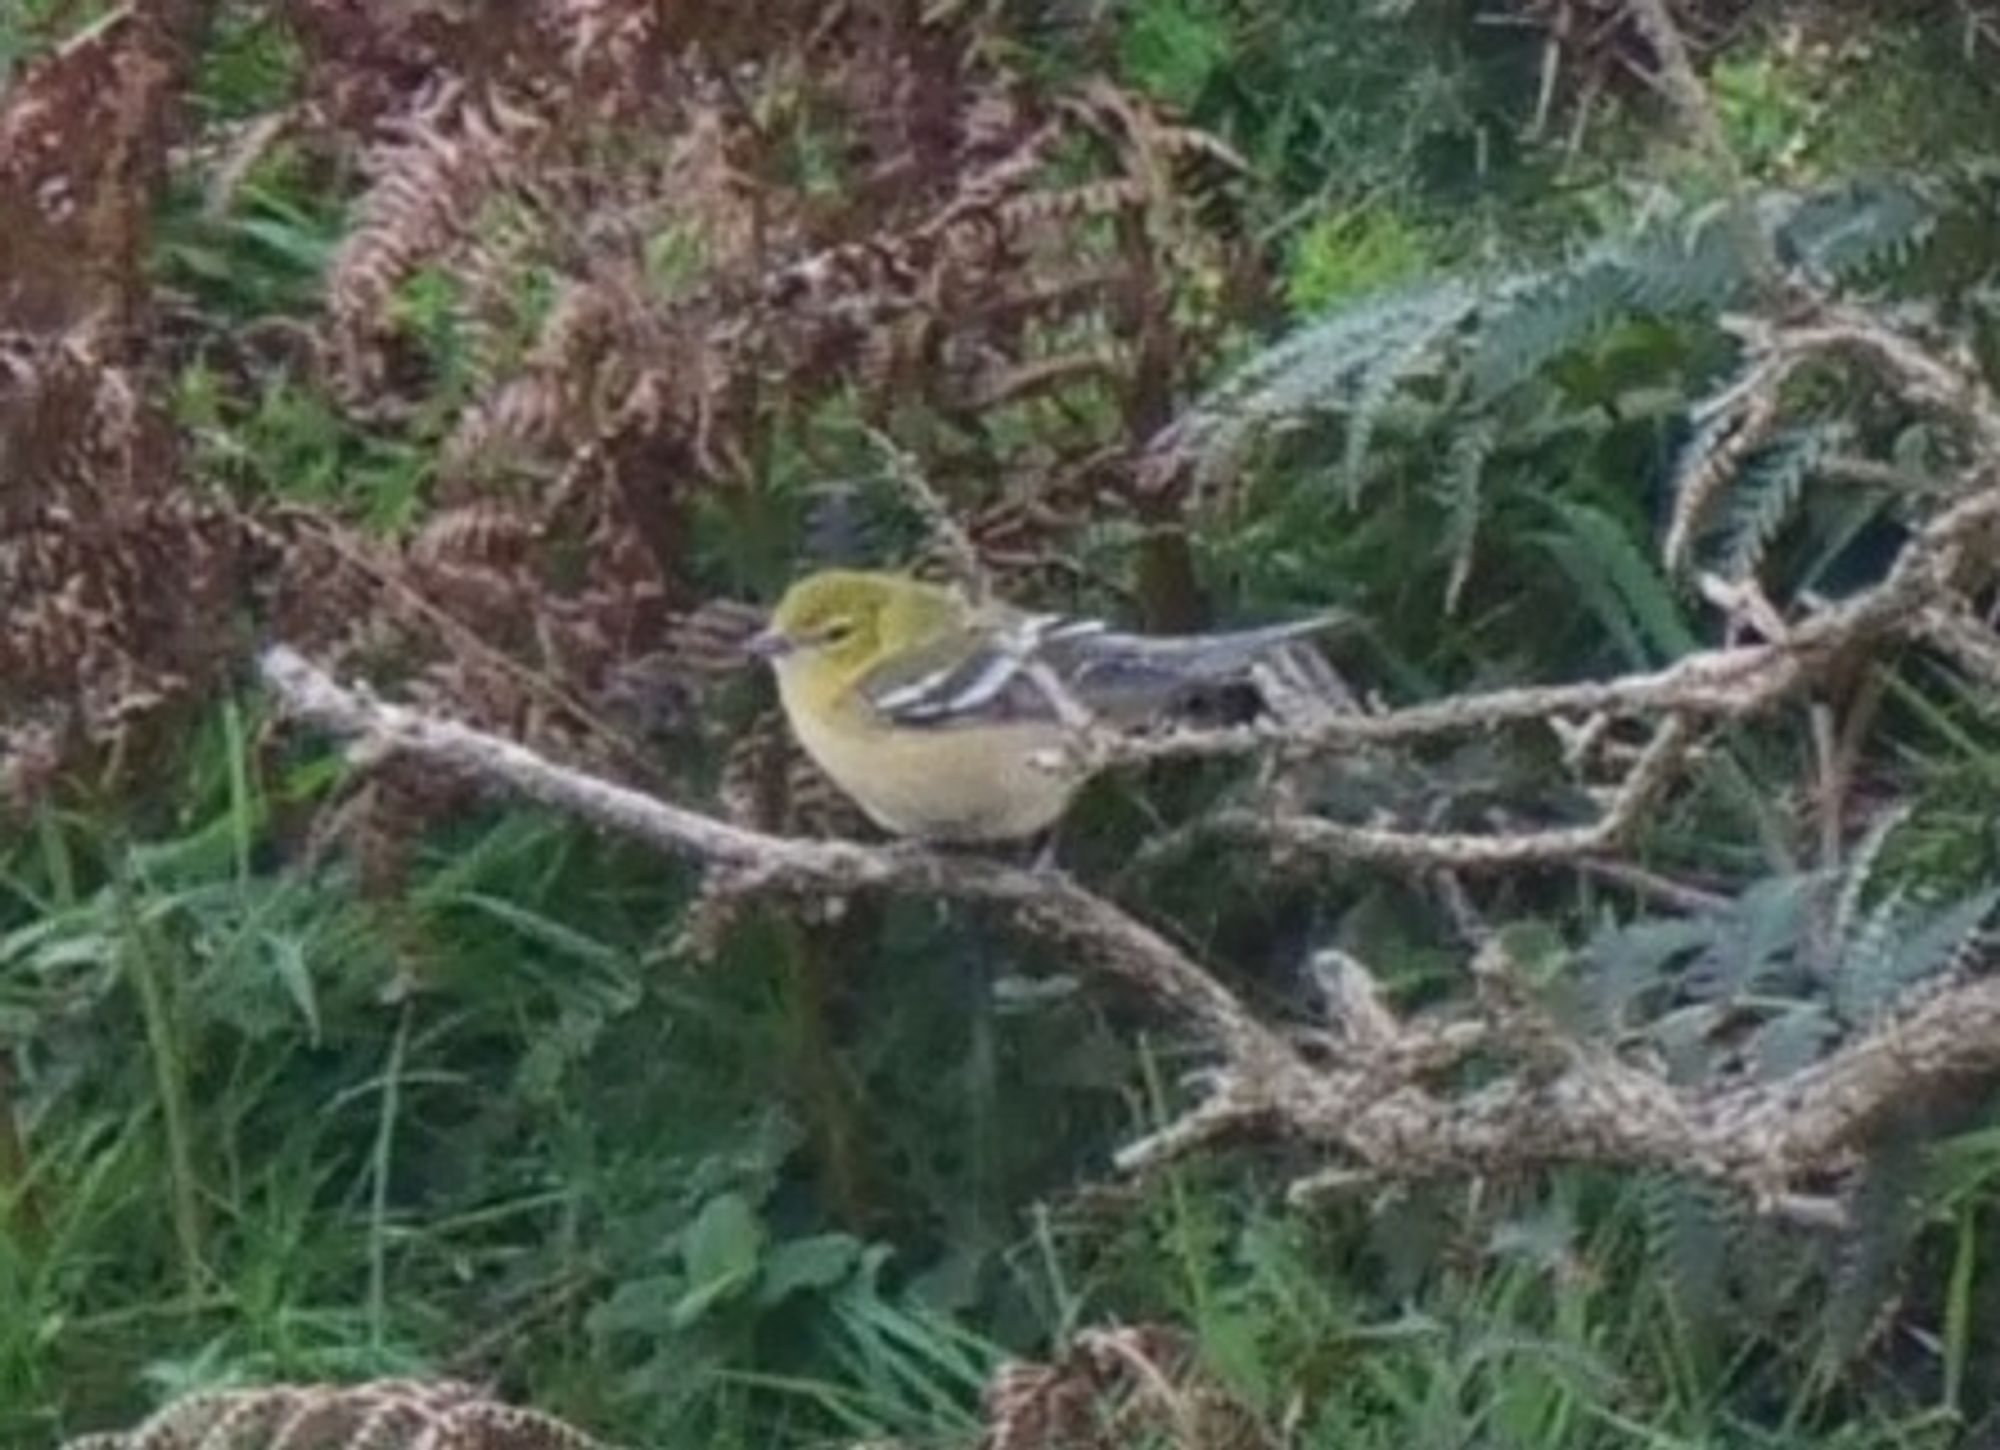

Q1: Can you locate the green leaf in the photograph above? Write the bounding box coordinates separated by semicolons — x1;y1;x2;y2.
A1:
671;1191;766;1328
443;890;626;971
1548;500;1700;662
1750;1004;1838;1079
756;1233;863;1306
1583;916;1711;1031
588;1273;685;1335
262;930;321;1045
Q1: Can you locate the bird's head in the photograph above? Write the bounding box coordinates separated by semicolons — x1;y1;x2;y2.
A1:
747;570;961;683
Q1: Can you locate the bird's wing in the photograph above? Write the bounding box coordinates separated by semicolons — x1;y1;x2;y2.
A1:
855;612;1109;728
857;609;1348;731
1050;613;1349;726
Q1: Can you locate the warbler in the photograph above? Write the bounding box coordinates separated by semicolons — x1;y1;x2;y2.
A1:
745;569;1344;843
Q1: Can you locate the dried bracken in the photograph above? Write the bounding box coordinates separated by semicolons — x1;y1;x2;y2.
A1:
303;0;1252;726
0;4;256;812
58;1377;616;1450
0;327;247;814
977;1325;1271;1450
0;0;1259;837
1505;0;1758;152
0;4;201;334
40;0;1253;891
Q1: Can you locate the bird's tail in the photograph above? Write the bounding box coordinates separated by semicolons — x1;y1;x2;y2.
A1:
1110;610;1352;679
1058;610;1353;726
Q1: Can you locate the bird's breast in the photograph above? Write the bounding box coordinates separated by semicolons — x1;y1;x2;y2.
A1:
780;682;1080;842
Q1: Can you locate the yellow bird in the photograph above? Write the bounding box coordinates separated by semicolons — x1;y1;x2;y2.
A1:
746;569;1343;843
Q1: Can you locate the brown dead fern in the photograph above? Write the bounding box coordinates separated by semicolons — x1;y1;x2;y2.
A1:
0;327;247;813
0;3;259;812
0;4;202;334
977;1325;1272;1450
118;0;1266;880
307;0;1253;677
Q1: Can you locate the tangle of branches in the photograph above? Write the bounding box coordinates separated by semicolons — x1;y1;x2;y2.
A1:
259;279;2000;1219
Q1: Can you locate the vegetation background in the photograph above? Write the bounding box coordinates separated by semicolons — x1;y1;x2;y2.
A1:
10;0;2000;1445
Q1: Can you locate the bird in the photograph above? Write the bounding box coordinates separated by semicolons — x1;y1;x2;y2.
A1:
744;568;1346;843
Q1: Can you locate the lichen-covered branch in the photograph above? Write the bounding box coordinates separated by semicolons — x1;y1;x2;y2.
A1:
259;646;1296;1072
1124;939;2000;1224
1200;714;1691;873
264;636;2000;1220
1101;299;2000;777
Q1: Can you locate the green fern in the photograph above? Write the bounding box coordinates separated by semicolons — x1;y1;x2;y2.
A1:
1830;885;1914;1027
1616;200;1747;312
1820;1130;1927;1371
1171;174;1949;505
1748;1003;1838;1080
1546;500;1701;662
1467;251;1634;400
1439;415;1497;611
1171;279;1477;493
1639;1172;1734;1339
1700;421;1848;582
1833;885;1998;1028
1779;177;1937;281
1582;916;1711;1034
1683;870;1820;1004
1340;318;1458;503
1830;805;1914;956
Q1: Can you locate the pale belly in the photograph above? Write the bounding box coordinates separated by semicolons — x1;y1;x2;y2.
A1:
780;685;1081;842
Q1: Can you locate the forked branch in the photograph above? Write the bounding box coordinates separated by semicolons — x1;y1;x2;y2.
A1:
262;635;2000;1218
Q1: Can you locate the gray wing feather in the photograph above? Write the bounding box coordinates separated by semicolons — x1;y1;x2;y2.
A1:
858;611;1344;729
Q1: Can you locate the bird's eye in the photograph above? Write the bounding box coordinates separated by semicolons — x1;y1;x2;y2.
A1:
818;617;855;645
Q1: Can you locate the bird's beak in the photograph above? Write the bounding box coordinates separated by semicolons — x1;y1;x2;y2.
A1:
744;627;795;661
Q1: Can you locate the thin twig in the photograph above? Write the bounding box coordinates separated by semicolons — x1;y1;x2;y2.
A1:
1202;716;1691;872
1625;0;1788;300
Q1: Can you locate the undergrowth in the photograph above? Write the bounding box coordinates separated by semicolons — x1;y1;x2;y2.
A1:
10;1;2000;1447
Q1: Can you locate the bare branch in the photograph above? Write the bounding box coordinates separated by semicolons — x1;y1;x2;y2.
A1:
258;646;1293;1070
862;425;993;600
1625;0;1787;298
1096;464;2000;772
1200;715;1692;873
262;636;2000;1220
1127;940;2000;1222
257;285;2000;1231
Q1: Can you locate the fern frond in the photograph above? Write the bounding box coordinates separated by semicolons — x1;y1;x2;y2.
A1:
1440;416;1497;612
1340;314;1461;504
1582;916;1712;1034
1467;252;1632;400
1640;1172;1734;1334
1686;872;1816;1003
1836;886;1999;1028
1555;500;1698;661
1778;176;1936;282
1663;368;1787;573
1621;218;1731;313
1830;805;1914;956
1167;279;1477;497
328;89;548;387
1702;421;1847;582
1167;174;1966;517
1831;886;1910;1028
1820;1133;1926;1369
1749;1004;1839;1080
